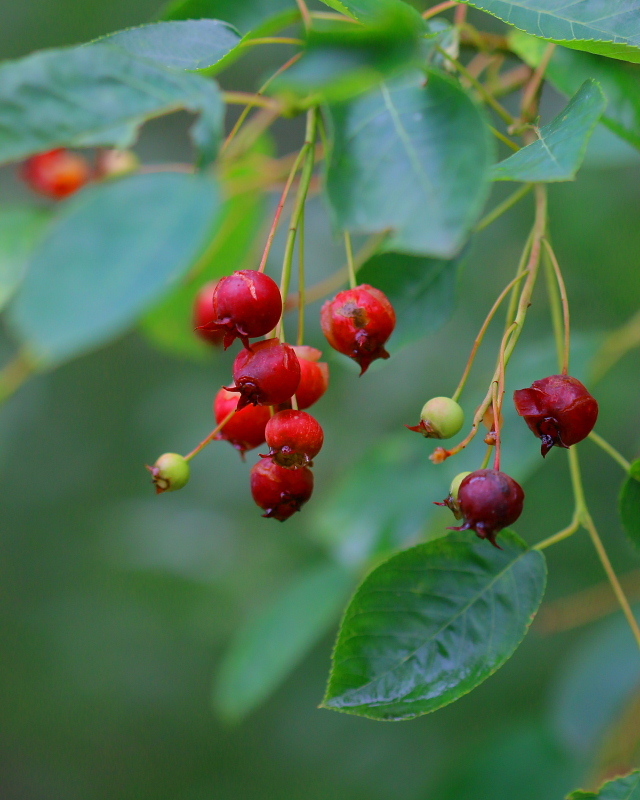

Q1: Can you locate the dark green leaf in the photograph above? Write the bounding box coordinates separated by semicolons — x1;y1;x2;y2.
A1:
326;71;494;258
9;173;221;368
460;0;640;63
0;206;50;311
213;562;354;722
619;458;640;548
323;530;547;720
0;44;223;166
568;771;640;799
160;0;296;36
491;80;606;182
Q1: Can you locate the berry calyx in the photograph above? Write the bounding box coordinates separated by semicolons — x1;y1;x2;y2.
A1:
146;453;190;494
320;284;396;374
447;469;525;548
513;375;598;457
250;458;314;521
291;345;330;410
434;471;472;520
205;270;283;350
226;338;301;410
406;397;464;439
22;149;91;199
193;281;225;347
264;410;324;468
213;388;270;455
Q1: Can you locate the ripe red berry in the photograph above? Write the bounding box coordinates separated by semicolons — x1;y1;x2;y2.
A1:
447;469;525;548
513;374;598;457
226;338;301;410
207;270;282;349
320;284;396;374
213;387;271;455
264;410;324;468
193;281;225;346
22;149;91;199
291;345;330;410
250;458;314;521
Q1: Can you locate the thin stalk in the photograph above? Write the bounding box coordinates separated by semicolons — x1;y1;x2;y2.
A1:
344;232;357;289
542;238;570;374
454;3;467;24
505;228;534;328
520;43;556;120
309;11;360;23
480;444;493;470
0;350;35;406
588;431;632;472
475;183;532;233
493;321;516;471
240;37;305;47
184;408;236;461
297;209;306;346
423;0;458;19
295;0;312;29
543;244;565;375
223;106;281;161
489;126;520;152
535;513;581;551
222;91;281;111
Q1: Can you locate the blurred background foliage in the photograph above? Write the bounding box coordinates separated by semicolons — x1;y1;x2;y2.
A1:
1;1;640;799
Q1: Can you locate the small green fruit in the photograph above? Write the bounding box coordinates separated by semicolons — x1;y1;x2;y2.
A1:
147;453;190;494
450;471;472;502
434;471;472;520
406;397;464;439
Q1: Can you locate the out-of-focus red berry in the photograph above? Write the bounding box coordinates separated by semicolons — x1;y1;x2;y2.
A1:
193;281;225;347
213;387;270;455
226;338;300;410
22;149;91;199
291;345;329;410
250;458;314;521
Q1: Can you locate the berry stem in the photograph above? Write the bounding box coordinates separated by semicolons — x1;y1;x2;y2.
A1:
184;408;236;461
475;183;532;233
542;237;570;375
295;0;312;29
534;514;580;551
344;231;357;290
297;208;306;346
422;1;458;19
487;126;520;152
223;106;281;162
493;320;516;471
520;43;556;122
588;431;632;472
222;91;282;112
454;3;467;24
480;444;493;470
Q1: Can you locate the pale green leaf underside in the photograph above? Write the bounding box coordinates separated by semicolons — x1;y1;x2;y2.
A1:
0;206;50;312
568;770;640;799
491;79;606;181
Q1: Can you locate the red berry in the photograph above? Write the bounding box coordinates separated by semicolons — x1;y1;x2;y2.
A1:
291;345;330;410
22;149;91;199
226;338;300;410
250;458;314;521
513;374;598;457
207;270;282;349
213;388;270;455
264;410;324;468
320;284;396;374
448;469;525;548
193;281;225;346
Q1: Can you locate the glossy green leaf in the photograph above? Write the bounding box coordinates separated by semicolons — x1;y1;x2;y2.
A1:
511;33;640;151
9;173;221;368
319;0;423;25
568;771;640;799
0;206;50;311
619;459;640;548
94;20;241;70
492;80;606;182
0;43;223;166
326;71;494;258
213;562;354;722
160;0;296;35
323;530;547;720
460;0;640;63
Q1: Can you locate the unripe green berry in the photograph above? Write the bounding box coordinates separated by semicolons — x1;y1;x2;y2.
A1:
406;397;464;439
450;471;472;502
147;453;190;494
434;471;472;520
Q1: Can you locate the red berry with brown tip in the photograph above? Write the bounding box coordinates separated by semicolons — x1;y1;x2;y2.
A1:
226;338;300;410
208;270;282;349
22;149;91;199
193;281;225;346
513;374;598;457
250;458;314;521
213;388;270;455
292;345;329;409
264;410;324;468
448;469;525;548
320;284;396;374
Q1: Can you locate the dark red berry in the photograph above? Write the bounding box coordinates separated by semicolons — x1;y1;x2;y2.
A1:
206;270;282;349
320;284;396;374
22;149;91;199
264;410;324;468
213;387;270;455
292;345;329;410
513;374;598;457
250;458;314;521
193;281;225;346
447;469;525;548
226;338;301;410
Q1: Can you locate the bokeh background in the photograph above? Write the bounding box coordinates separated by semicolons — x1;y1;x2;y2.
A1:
1;2;640;798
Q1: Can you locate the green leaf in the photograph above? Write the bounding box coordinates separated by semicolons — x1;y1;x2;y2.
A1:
325;70;494;258
491;80;606;182
510;33;640;152
568;771;640;799
160;0;296;36
0;206;50;311
619;458;640;548
319;0;423;25
93;20;241;71
9;173;221;368
0;43;223;167
323;530;547;720
213;562;354;722
459;0;640;63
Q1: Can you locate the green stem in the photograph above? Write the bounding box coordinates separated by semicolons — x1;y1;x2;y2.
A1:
543;243;565;375
588;431;632;472
344;231;357;289
488;126;520;152
297;209;306;346
184;408;236;461
475;183;532;233
222;91;282;111
542;237;570;374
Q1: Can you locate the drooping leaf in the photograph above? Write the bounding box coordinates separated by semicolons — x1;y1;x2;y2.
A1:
325;70;494;258
318;0;423;25
323;530;547;720
619;459;640;548
0;206;50;311
0;43;223;166
510;33;640;152
459;0;640;63
213;562;354;722
568;771;640;799
160;0;296;36
492;80;606;182
9;173;221;368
